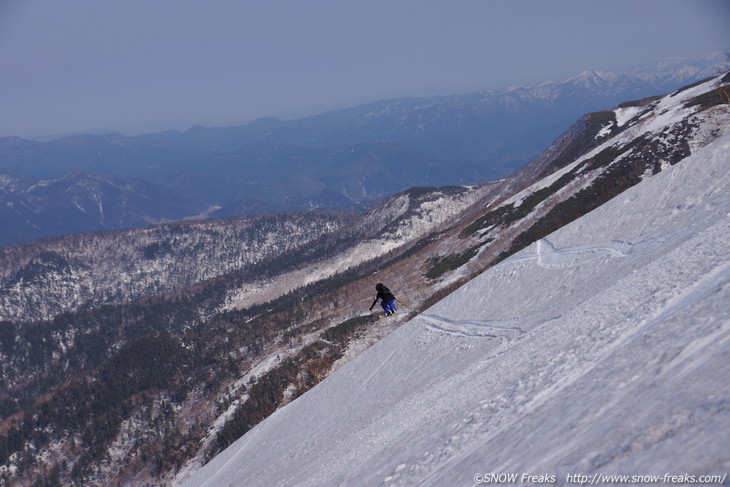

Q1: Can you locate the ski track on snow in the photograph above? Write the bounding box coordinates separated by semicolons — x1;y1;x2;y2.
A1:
420;314;523;339
422;236;668;340
503;235;667;268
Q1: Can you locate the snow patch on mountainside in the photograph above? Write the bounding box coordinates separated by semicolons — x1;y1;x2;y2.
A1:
183;129;730;487
614;106;643;127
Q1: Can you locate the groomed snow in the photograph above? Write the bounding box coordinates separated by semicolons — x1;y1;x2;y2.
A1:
183;132;730;486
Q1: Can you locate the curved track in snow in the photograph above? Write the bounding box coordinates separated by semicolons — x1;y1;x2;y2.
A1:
422;236;668;339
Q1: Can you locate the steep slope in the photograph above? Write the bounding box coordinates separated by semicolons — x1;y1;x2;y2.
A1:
182;113;730;487
422;73;730;287
1;75;727;487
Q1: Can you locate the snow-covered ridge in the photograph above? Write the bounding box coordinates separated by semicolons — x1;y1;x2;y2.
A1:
221;184;495;311
183;122;730;487
505;76;726;211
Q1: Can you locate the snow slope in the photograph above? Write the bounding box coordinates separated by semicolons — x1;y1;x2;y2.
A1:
183;132;730;486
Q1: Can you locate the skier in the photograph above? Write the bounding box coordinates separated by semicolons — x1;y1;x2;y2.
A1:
370;283;397;316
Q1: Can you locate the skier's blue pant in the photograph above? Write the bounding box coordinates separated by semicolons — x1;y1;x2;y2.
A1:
381;299;396;312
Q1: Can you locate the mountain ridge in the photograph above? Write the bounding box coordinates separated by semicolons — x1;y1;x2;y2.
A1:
1;51;726;245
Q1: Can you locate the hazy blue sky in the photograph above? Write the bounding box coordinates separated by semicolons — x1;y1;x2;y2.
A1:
1;0;728;138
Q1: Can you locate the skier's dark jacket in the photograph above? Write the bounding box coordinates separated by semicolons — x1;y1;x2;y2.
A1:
371;285;395;309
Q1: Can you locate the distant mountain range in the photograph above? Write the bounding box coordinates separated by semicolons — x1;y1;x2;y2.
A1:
0;50;727;246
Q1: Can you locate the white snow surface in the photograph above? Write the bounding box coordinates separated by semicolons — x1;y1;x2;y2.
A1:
614;105;642;127
184;133;730;486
